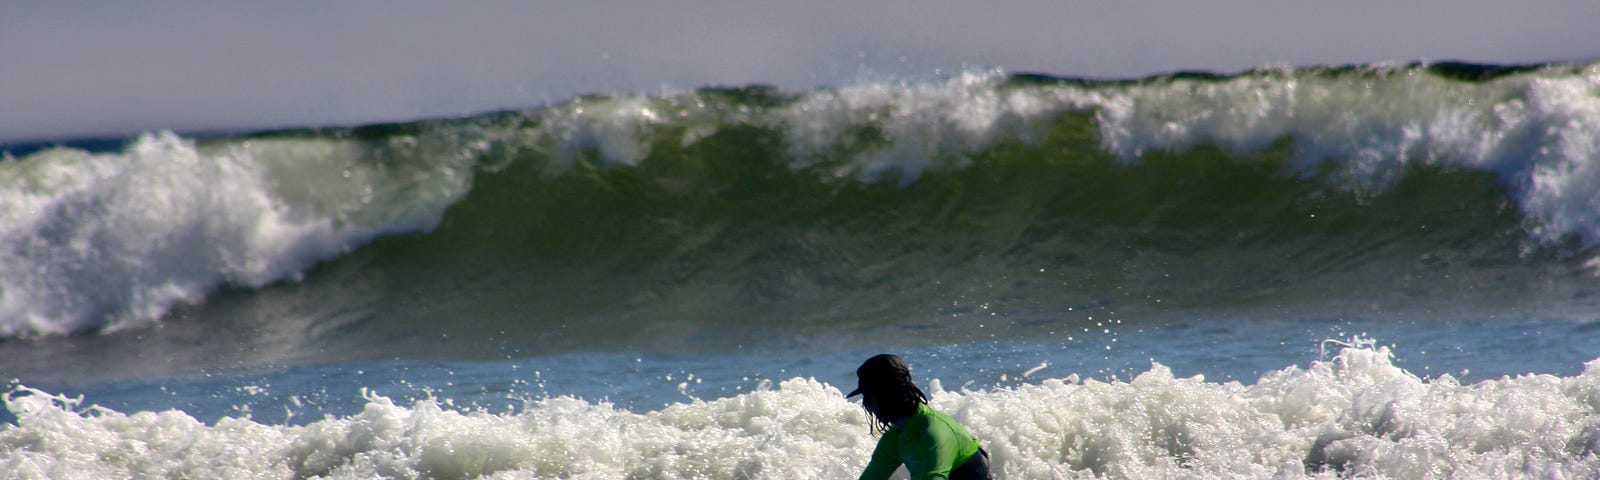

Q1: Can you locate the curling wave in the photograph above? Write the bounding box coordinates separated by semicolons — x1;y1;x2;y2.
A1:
2;61;1599;338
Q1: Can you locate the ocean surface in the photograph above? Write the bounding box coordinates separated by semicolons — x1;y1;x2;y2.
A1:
3;62;1600;478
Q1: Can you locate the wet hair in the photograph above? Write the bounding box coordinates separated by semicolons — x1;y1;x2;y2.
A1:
853;354;928;434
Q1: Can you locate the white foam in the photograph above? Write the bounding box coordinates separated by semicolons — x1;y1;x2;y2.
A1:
4;342;1597;478
541;97;666;169
772;64;1600;244
537;63;1600;243
0;131;480;336
779;64;1599;245
775;69;1083;182
1089;64;1600;244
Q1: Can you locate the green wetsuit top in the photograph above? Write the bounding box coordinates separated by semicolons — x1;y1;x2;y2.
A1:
859;403;983;480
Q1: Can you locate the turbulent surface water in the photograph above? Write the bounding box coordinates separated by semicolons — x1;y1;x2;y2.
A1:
4;342;1599;479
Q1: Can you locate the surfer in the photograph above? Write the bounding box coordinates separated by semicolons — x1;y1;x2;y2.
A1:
848;354;992;480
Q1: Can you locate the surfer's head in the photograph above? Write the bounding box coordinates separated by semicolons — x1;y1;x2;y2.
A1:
848;354;928;433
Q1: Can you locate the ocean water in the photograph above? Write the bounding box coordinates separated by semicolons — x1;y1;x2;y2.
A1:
3;62;1600;478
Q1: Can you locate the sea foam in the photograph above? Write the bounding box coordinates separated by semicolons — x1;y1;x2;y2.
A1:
4;342;1596;479
0;131;483;337
536;63;1600;243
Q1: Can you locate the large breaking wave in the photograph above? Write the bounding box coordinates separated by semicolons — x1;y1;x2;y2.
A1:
3;61;1599;338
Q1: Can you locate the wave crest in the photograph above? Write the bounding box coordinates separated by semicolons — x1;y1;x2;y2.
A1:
4;62;1599;337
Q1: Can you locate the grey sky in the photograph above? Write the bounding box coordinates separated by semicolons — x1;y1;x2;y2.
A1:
4;1;1598;142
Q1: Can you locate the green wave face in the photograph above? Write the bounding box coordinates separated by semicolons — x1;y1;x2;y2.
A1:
4;62;1599;351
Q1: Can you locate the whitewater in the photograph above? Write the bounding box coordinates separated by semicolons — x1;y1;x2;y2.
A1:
4;341;1599;478
4;62;1600;478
